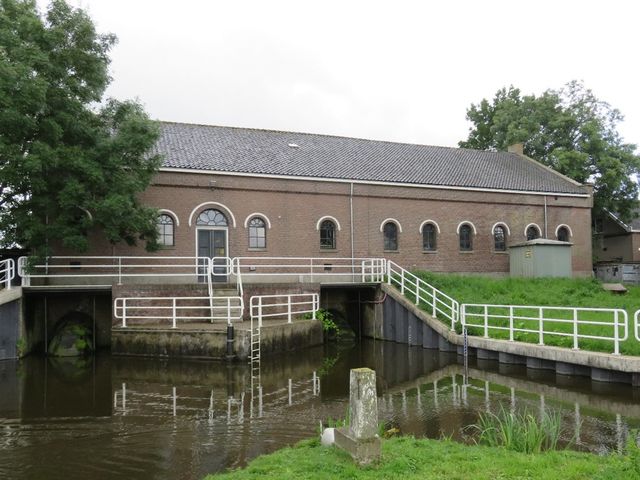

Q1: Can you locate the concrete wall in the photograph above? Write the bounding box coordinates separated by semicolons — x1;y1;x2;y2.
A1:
56;170;593;277
111;320;323;361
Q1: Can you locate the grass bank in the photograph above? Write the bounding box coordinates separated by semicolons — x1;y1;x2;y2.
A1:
410;273;640;355
207;436;640;479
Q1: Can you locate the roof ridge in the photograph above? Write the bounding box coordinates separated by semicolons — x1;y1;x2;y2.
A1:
156;120;496;154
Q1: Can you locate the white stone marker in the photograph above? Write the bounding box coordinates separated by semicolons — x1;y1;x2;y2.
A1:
333;367;381;465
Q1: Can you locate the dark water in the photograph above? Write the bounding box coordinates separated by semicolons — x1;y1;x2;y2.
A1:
1;340;639;479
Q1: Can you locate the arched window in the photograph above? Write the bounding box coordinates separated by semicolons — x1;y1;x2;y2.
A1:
248;217;266;248
157;214;175;246
384;222;398;251
423;223;437;251
493;225;506;251
459;224;473;251
526;225;540;241
320;220;336;249
196;209;228;226
557;226;570;242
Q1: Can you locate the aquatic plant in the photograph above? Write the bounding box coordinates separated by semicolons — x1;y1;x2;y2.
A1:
472;405;565;454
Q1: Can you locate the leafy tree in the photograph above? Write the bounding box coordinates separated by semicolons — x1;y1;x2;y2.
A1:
0;0;161;256
460;81;640;221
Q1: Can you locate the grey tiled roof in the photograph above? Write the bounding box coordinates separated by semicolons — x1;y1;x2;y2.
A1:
154;122;587;195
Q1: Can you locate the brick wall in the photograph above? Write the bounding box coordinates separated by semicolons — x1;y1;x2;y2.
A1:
72;170;593;276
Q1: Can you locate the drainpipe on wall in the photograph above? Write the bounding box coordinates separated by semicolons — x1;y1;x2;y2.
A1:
350;183;355;272
544;196;548;238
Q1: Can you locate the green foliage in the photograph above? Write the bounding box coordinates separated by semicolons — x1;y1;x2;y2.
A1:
16;337;26;357
0;0;161;255
460;81;640;221
207;436;635;479
306;308;339;334
472;405;565;454
74;338;87;352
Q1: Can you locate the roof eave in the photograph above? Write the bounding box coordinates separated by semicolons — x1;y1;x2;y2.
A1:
157;167;590;198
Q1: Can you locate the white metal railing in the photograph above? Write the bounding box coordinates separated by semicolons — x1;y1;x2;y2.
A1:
114;295;244;328
18;255;212;285
249;293;320;327
232;257;386;283
635;310;640;342
0;258;15;290
462;304;629;355
386;260;459;330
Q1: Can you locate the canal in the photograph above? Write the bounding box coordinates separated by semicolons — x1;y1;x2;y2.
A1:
1;339;639;479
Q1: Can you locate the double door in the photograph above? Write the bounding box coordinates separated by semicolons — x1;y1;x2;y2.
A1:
197;228;228;282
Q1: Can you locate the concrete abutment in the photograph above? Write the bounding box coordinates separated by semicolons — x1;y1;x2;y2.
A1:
361;284;640;387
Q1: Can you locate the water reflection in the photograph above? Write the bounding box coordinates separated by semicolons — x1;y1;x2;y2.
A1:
0;341;639;479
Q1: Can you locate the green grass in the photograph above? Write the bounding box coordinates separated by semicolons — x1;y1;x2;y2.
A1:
206;436;640;480
403;273;640;355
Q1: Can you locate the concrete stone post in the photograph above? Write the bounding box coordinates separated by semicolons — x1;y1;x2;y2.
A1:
334;367;381;465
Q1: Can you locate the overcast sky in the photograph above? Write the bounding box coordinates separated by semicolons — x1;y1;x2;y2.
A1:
59;0;640;150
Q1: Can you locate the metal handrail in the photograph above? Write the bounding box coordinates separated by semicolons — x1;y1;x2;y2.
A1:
635;310;640;342
0;258;15;290
386;260;459;330
114;295;244;328
18;255;211;285
249;293;320;326
462;303;628;355
232;256;386;282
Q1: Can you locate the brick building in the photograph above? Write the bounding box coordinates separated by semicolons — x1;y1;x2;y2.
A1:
594;209;640;263
81;122;593;276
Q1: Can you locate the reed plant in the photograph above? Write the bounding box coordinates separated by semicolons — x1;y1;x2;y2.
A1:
473;405;565;454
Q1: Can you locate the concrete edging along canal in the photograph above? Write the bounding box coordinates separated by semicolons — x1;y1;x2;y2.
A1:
112;319;323;361
376;283;640;386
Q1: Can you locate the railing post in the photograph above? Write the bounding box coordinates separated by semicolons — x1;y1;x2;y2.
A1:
287;295;292;324
432;286;436;317
387;262;391;285
415;278;420;306
312;294;317;320
122;298;127;328
451;302;457;331
118;257;122;285
572;309;579;350
538;307;544;345
258;296;263;328
227;298;231;326
310;258;313;282
613;310;620;355
172;298;177;329
509;306;514;341
400;269;405;294
483;305;488;338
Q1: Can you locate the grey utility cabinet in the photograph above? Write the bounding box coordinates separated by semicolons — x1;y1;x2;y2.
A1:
509;239;572;278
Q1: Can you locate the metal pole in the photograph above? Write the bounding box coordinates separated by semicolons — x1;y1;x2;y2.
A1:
172;298;176;329
538;307;544;345
509;306;514;341
573;310;579;350
613;310;620;355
